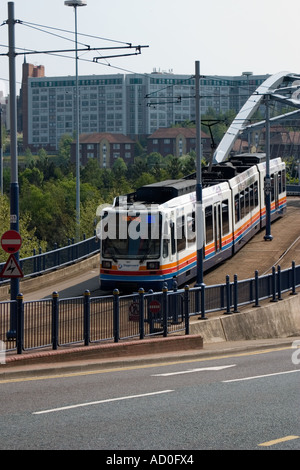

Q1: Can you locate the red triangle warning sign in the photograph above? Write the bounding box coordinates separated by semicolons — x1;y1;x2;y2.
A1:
0;254;23;278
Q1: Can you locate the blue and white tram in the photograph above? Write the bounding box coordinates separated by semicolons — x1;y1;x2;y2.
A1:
99;154;286;291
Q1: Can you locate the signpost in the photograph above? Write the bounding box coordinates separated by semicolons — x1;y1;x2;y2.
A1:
0;229;23;339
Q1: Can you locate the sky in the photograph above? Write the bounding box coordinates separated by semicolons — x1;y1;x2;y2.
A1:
0;0;299;95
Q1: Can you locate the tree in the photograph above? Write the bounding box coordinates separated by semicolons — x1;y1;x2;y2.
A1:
180;154;196;175
134;172;156;189
0;194;46;262
166;155;183;179
112;157;127;179
58;133;73;167
81;159;104;190
127;157;147;181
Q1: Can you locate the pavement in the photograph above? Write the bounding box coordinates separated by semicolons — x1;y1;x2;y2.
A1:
1;334;299;381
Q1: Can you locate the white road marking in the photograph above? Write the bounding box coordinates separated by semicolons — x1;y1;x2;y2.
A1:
152;364;236;377
33;389;174;415
223;369;300;383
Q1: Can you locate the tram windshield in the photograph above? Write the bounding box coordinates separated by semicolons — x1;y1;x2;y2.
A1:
101;211;161;260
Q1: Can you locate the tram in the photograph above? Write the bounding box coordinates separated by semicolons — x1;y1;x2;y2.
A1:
98;154;286;291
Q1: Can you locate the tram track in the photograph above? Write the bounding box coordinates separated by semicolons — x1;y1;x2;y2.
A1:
262;235;300;275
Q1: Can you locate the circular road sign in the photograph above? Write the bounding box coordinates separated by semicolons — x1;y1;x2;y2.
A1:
1;230;22;254
149;300;161;315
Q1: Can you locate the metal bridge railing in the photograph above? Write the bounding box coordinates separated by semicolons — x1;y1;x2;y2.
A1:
0;234;100;284
1;260;299;354
287;184;300;195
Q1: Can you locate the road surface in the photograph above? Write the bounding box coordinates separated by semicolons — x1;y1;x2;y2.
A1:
0;343;299;450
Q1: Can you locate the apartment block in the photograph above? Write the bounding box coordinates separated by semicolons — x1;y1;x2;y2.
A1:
21;62;268;158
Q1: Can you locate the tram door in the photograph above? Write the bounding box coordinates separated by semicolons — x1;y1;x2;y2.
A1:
213;203;222;253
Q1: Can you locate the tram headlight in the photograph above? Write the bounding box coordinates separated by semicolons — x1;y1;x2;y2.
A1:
147;261;160;270
102;260;112;269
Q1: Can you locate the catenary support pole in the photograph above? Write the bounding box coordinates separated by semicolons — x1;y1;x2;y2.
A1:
7;2;19;338
264;93;273;241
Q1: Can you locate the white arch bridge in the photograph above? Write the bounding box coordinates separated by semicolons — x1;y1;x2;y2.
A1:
213;71;300;164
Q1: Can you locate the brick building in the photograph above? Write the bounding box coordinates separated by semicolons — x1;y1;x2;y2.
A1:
71;132;135;168
147;127;211;158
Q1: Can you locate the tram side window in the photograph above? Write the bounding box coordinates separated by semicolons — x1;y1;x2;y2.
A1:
282;169;286;192
234;194;240;223
163;221;169;258
278;171;282;194
279;170;286;194
176;215;186;252
240;191;245;219
187;211;196;245
254;181;259;207
271;174;275;201
205;206;213;244
244;188;250;216
170;221;176;255
249;185;253;211
222;199;229;235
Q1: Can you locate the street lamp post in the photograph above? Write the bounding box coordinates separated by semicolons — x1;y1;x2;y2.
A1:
7;1;19;337
64;0;87;241
195;61;206;320
264;93;273;241
0;106;3;196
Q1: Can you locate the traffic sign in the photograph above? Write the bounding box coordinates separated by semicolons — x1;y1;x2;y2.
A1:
0;254;23;278
129;301;139;322
1;230;22;254
149;300;161;315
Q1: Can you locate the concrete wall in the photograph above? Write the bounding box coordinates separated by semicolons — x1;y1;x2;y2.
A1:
190;292;300;343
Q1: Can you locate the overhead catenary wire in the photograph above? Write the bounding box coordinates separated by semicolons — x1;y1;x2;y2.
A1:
19;20;132;46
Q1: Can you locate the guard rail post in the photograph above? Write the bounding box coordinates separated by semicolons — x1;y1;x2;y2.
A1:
254;270;260;307
277;265;282;300
200;282;207;320
38;247;42;273
184;285;190;335
172;278;179;324
16;293;24;355
84;290;90;346
52;291;59;350
271;266;277;302
291;261;297;295
224;275;231;314
113;289;120;343
147;289;154;334
33;249;36;273
162;285;168;337
139;288;145;340
233;274;239;313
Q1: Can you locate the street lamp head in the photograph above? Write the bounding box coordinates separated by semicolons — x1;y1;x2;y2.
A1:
64;0;87;6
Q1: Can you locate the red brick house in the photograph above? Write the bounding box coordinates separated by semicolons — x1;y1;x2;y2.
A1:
71;133;136;167
147;127;211;158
